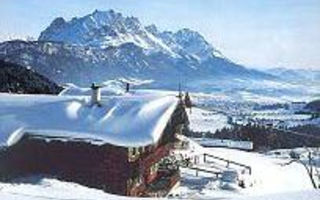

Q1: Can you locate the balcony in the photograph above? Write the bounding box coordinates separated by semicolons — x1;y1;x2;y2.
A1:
138;143;173;170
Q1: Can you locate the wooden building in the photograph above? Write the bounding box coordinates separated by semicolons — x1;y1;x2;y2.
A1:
0;91;189;197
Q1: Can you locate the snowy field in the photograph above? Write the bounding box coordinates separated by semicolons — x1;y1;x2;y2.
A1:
175;136;318;199
245;109;319;128
266;147;320;187
0;176;318;200
192;138;253;150
0;177;127;200
187;107;230;134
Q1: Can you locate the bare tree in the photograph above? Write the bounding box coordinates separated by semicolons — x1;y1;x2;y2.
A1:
283;147;319;189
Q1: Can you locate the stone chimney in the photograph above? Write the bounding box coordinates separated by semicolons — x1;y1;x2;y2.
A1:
91;83;101;105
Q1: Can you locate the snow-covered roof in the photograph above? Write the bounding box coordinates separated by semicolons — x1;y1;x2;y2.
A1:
0;92;179;148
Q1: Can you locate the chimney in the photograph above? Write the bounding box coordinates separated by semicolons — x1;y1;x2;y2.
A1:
91;83;101;105
126;82;130;93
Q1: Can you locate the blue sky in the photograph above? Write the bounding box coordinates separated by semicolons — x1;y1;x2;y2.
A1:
0;0;319;69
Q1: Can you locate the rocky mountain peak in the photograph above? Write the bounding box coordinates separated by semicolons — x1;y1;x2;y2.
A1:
50;17;66;28
38;9;225;62
145;24;159;35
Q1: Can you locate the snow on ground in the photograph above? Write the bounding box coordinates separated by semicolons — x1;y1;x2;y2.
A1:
245;109;318;128
0;176;143;200
266;147;320;187
192;138;253;150
187;107;230;133
235;190;320;200
0;176;318;200
206;148;312;195
237;91;288;104
177;136;316;199
251;110;311;121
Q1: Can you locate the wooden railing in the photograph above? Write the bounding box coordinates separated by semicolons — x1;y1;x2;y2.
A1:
187;166;221;177
203;153;252;175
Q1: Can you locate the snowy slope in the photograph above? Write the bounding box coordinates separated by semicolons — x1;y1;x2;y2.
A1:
236;190;320;200
177;136;316;199
0;177;137;200
266;147;320;187
0;176;318;200
187;107;230;133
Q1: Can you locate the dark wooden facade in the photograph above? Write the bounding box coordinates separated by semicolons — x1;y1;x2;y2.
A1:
0;103;188;197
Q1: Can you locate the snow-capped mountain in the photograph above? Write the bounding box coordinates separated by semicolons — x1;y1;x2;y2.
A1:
39;9;223;62
0;9;273;90
39;10;178;57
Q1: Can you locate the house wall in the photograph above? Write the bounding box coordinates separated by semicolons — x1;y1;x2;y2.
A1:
2;136;130;195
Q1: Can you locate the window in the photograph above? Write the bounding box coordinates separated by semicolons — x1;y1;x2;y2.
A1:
127;178;133;188
128;175;143;187
128;147;140;162
129;175;143;187
150;163;159;174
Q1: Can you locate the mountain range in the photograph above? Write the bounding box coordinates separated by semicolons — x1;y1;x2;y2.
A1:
0;9;285;90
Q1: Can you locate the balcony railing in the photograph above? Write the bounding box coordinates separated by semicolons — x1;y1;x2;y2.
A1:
138;143;173;170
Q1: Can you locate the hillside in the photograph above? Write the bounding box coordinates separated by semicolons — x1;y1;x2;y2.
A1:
264;68;320;83
0;60;62;94
305;99;320;112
